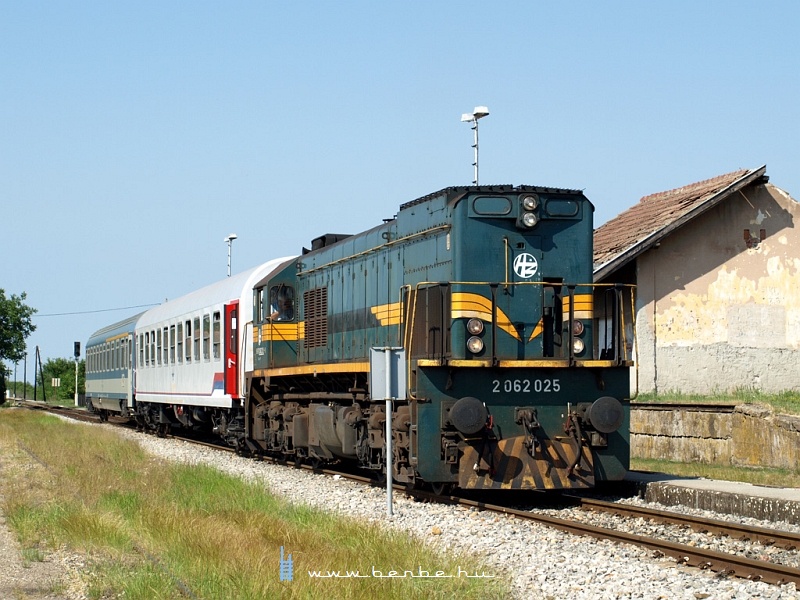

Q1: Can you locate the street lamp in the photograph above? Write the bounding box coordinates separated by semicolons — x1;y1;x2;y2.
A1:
225;234;238;277
460;106;489;185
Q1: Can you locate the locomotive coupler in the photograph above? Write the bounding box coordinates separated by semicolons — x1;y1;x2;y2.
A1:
563;411;585;477
515;407;541;457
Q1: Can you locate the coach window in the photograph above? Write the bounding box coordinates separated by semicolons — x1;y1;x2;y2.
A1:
157;329;162;366
203;314;211;360
169;325;176;364
212;312;221;360
150;330;156;366
185;320;192;362
193;317;201;361
163;327;169;364
141;334;147;367
177;323;183;364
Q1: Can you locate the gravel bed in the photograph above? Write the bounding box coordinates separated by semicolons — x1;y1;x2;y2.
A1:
107;425;800;600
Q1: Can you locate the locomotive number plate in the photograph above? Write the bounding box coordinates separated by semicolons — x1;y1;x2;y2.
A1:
492;378;561;393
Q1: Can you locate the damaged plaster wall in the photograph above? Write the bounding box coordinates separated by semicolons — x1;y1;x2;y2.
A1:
635;182;800;394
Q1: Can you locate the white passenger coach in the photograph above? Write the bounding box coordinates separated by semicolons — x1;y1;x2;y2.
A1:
134;257;292;410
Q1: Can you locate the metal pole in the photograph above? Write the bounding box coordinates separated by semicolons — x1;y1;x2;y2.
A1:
227;239;232;277
385;348;393;516
472;119;479;185
23;353;27;400
74;358;79;407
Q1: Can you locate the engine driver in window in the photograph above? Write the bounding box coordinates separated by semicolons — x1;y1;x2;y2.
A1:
270;286;294;321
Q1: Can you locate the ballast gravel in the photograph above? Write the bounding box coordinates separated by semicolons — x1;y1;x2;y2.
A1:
107;426;800;600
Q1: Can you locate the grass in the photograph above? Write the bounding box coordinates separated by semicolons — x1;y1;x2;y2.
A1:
0;408;508;600
633;389;800;416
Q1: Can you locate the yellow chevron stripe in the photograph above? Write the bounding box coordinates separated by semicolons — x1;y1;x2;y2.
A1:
562;294;593;312
370;302;402;325
528;318;544;342
452;292;521;342
253;322;304;342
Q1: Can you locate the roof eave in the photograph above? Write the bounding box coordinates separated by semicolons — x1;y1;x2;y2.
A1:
593;165;767;282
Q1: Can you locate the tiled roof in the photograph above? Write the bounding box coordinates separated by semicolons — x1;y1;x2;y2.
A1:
593;166;766;281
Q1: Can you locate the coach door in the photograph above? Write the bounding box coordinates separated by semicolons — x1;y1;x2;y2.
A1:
126;334;135;409
224;301;239;398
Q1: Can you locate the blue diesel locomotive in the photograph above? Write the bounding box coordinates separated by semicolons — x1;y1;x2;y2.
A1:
86;184;634;492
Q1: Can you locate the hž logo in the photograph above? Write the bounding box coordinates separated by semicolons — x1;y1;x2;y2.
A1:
513;253;538;279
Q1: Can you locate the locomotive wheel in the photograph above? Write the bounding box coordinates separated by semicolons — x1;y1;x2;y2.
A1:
431;482;454;496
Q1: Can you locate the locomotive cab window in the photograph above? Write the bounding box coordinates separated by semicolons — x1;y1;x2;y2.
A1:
269;285;295;321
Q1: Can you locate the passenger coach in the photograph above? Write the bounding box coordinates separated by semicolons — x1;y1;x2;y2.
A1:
132;257;292;438
85;312;143;419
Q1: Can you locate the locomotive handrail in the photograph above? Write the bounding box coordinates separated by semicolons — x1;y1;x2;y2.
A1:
403;280;637;377
297;224;451;275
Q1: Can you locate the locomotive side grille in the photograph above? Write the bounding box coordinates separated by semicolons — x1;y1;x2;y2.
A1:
303;287;328;348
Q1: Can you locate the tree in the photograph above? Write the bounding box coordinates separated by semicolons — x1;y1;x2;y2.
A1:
0;289;37;363
41;357;85;402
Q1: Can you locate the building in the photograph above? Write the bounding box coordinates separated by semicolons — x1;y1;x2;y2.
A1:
594;165;800;394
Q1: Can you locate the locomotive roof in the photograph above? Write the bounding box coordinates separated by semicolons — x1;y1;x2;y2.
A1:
400;184;587;210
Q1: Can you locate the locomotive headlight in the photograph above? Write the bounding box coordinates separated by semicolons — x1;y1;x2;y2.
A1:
467;318;484;335
572;320;585;336
521;212;538;228
522;194;539;211
572;338;585;354
467;336;484;354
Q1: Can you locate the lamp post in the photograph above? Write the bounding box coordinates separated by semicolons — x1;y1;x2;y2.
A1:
460;106;489;185
225;234;238;277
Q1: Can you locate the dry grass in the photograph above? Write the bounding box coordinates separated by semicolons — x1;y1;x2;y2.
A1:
0;408;508;599
633;389;800;416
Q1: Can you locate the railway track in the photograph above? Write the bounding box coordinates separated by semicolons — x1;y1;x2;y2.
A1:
19;400;800;586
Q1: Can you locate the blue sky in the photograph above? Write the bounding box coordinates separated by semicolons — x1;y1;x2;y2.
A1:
2;1;798;376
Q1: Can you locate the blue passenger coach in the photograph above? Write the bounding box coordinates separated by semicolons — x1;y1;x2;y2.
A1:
85;312;143;420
